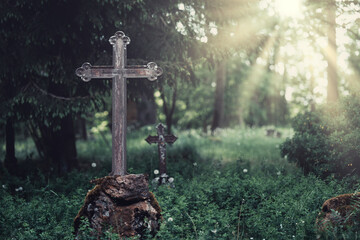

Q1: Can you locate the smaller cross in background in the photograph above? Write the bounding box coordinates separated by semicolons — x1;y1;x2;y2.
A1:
145;124;177;183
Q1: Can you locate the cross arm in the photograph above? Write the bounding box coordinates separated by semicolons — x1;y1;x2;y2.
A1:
145;135;160;144
75;62;163;82
75;63;117;82
124;63;163;81
164;135;177;144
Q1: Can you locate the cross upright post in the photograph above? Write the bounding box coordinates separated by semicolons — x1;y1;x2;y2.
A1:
76;31;163;176
145;123;177;176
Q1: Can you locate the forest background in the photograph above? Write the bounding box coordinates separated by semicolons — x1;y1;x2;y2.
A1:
1;0;360;239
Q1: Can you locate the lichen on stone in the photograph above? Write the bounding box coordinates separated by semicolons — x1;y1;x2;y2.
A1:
74;174;162;239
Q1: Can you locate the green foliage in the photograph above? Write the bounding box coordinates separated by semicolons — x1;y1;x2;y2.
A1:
281;93;360;178
2;127;360;239
0;0;209;170
280;111;333;177
0;184;80;239
0;0;208;125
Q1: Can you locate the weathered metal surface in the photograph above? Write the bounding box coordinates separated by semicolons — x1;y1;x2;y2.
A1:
145;123;177;176
112;32;127;177
75;63;163;82
75;31;163;176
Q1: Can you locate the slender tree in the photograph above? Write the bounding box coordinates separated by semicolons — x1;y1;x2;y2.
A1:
326;0;338;102
211;61;227;132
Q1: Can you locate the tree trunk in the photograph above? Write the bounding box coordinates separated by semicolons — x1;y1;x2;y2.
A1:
136;92;157;126
160;81;177;134
28;115;78;175
51;115;78;175
238;107;244;127
211;61;226;133
80;117;87;140
4;119;17;174
326;0;338;103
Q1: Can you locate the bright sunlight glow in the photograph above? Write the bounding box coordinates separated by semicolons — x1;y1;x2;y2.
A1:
274;0;304;19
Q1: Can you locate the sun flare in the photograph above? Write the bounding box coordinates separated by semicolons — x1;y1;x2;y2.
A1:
274;0;304;19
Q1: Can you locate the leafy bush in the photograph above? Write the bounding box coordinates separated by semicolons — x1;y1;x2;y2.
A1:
281;93;360;178
280;111;334;177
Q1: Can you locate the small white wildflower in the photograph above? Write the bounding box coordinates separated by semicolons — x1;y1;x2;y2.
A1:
2;184;6;189
154;177;159;182
167;217;173;222
243;169;248;173
161;173;168;178
293;235;295;238
168;177;174;183
211;229;217;234
91;162;97;168
280;223;283;229
18;187;23;191
284;155;288;159
250;238;253;240
301;220;305;224
277;171;281;175
15;188;19;192
193;162;197;166
154;169;159;175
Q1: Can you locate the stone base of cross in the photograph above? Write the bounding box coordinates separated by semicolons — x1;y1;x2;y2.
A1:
74;174;162;238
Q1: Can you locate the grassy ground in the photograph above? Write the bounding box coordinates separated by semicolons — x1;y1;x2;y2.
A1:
1;126;359;239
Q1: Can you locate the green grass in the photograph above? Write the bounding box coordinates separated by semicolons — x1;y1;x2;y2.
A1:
1;126;359;239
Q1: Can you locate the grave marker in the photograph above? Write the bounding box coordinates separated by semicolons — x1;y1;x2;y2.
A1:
76;31;163;176
145;123;177;177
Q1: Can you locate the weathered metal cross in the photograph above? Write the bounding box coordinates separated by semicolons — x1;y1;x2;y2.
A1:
145;123;177;175
75;31;163;176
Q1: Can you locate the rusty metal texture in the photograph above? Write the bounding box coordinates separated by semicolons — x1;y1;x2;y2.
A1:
75;31;163;176
145;123;177;176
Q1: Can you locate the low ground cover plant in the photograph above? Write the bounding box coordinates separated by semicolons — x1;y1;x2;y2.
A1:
1;126;359;239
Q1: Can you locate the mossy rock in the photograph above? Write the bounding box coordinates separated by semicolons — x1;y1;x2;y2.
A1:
74;174;162;239
316;193;360;233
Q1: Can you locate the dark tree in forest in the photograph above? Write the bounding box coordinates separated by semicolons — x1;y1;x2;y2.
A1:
4;119;17;174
